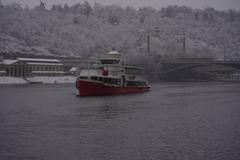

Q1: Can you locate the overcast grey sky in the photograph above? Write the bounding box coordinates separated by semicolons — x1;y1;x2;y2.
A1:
2;0;240;11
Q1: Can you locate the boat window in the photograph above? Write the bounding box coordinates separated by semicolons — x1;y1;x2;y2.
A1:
111;78;116;84
117;79;121;85
91;76;98;81
99;77;103;82
126;80;147;87
79;76;88;80
100;77;120;85
129;74;135;80
101;59;119;64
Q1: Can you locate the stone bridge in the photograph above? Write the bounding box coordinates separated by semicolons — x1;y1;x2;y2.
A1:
154;58;240;81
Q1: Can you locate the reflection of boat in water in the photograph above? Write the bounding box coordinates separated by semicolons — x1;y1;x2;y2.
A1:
75;50;150;96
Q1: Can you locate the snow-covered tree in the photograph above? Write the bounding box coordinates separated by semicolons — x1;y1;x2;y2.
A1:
81;1;93;17
0;1;3;8
63;4;69;13
0;2;239;63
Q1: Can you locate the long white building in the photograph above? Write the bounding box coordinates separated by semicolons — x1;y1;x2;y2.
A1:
2;57;64;77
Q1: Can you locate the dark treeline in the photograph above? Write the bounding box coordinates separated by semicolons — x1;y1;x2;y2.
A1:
0;1;240;62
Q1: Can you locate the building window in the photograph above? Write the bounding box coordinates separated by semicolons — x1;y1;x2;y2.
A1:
14;68;17;76
10;68;13;76
6;68;9;75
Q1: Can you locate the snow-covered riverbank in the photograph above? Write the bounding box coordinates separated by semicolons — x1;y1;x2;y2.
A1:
26;76;77;84
0;77;27;84
0;76;77;85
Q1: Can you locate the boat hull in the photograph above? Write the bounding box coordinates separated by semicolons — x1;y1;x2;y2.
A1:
76;80;150;97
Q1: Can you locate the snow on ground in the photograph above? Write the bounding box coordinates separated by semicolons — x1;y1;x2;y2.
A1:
0;76;77;84
26;76;77;84
0;77;27;84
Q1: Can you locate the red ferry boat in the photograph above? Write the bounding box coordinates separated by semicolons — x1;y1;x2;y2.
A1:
75;50;150;96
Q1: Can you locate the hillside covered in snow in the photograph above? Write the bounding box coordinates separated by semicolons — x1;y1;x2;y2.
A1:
0;1;240;60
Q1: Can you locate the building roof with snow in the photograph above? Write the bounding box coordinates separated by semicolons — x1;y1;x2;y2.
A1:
26;62;63;66
3;60;19;65
107;50;121;55
70;67;78;72
17;58;61;63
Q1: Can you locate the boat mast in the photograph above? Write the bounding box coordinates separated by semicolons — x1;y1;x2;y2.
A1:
147;30;150;54
87;58;90;79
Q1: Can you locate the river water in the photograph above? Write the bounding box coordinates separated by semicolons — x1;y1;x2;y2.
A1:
0;83;240;160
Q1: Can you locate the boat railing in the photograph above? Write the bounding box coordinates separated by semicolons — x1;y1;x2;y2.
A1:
80;69;100;77
80;69;121;78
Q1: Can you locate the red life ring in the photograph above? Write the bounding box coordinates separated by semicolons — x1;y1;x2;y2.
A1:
102;69;109;76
